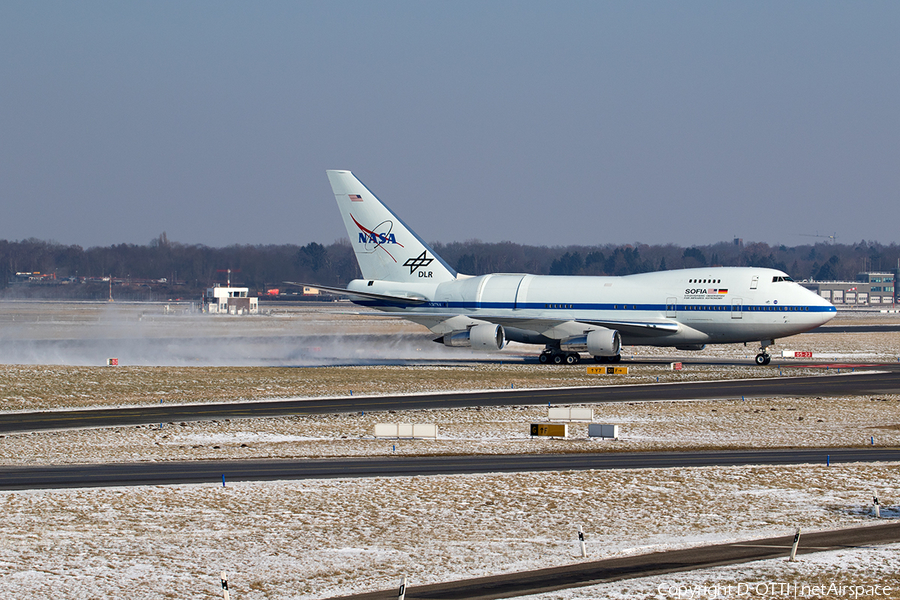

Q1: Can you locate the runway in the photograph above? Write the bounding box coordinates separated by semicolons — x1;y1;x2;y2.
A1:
325;522;900;600
1;447;898;490
2;368;899;435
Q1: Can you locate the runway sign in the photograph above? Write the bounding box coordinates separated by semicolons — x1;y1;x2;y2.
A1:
782;350;813;358
107;358;119;366
586;366;629;375
530;423;568;437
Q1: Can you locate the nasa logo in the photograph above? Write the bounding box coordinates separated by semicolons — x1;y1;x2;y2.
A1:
351;214;404;260
358;232;398;245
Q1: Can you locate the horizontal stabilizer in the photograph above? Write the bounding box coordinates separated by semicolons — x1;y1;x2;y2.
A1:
284;282;428;305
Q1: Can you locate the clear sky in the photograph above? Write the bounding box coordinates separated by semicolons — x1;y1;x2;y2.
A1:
1;1;898;249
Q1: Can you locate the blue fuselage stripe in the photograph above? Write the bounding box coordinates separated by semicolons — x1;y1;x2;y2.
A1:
353;300;836;313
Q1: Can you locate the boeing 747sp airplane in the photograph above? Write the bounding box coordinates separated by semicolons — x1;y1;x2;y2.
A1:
311;170;836;366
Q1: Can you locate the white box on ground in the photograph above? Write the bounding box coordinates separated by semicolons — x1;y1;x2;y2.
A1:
588;424;619;439
374;423;437;439
548;407;594;422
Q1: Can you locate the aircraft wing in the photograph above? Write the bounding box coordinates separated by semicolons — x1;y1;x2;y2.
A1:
401;312;679;339
288;283;679;338
575;318;680;338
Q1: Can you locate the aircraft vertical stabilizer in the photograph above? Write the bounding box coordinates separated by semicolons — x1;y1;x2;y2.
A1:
326;170;457;283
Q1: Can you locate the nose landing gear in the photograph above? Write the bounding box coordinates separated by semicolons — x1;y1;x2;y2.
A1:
755;339;774;366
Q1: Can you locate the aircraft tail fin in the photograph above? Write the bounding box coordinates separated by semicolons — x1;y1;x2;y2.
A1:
326;170;457;283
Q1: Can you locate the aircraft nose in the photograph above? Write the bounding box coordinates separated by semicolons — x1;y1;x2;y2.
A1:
813;293;837;325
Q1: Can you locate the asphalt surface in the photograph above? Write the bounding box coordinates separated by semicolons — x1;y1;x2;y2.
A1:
814;323;900;333
326;522;900;600
2;368;900;434
1;447;898;490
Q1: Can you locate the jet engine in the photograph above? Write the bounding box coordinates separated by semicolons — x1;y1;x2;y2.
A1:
438;323;506;351
559;329;621;357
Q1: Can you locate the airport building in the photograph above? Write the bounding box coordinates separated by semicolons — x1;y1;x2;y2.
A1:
202;285;259;314
800;272;896;307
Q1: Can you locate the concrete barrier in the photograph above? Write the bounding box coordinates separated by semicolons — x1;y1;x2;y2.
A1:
588;424;619;439
374;423;438;439
548;407;593;422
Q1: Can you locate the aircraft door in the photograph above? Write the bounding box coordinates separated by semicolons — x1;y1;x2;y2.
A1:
732;298;743;319
666;297;677;318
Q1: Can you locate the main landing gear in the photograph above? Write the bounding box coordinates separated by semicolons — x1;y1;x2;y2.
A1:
539;349;580;365
755;339;774;366
538;347;622;365
593;354;622;364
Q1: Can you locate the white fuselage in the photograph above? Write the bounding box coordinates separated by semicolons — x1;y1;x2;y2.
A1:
347;267;836;347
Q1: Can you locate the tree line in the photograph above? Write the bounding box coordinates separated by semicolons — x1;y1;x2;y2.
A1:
1;233;898;301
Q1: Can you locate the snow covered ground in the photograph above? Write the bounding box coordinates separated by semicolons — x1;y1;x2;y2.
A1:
1;392;899;465
1;464;898;599
1;303;899;598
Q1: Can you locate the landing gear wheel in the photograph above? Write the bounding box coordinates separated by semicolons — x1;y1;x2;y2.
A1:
539;353;550;364
552;354;563;365
565;353;579;365
755;352;771;366
593;355;620;363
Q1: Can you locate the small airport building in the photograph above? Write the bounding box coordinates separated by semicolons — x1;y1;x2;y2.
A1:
202;285;259;314
800;272;896;307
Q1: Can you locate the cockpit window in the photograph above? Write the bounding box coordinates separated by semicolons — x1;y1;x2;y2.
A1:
772;276;794;283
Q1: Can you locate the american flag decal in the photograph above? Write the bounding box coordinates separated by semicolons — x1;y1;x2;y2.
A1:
349;194;363;202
